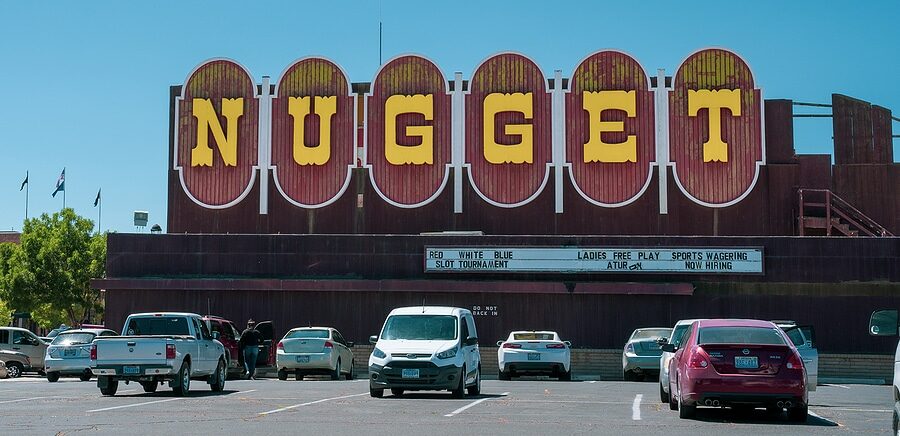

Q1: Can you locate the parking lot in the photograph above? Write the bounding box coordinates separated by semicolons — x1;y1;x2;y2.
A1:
0;375;891;435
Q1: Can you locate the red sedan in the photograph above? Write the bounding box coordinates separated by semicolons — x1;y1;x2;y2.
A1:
664;319;808;421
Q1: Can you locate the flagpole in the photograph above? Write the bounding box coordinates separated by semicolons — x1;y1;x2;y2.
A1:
25;174;29;221
98;196;102;234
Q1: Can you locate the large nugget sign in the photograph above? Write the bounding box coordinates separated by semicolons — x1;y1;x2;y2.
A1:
173;48;764;214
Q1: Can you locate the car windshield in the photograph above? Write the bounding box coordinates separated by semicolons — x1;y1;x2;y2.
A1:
670;325;691;347
381;315;457;341
51;333;95;346
513;333;555;340
285;329;329;339
698;327;786;345
783;328;805;346
125;317;191;336
631;329;672;340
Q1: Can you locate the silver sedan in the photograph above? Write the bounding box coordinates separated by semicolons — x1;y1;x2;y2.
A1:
622;328;672;381
276;327;355;381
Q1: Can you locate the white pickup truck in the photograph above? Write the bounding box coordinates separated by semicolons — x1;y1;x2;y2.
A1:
91;312;227;396
868;309;900;433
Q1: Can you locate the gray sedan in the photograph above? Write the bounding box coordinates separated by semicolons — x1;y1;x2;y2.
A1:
0;350;31;378
622;328;672;381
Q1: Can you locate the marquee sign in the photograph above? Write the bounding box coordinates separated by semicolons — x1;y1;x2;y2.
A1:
172;48;764;214
424;247;764;274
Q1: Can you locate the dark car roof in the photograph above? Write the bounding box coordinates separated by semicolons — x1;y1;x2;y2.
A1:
696;319;778;328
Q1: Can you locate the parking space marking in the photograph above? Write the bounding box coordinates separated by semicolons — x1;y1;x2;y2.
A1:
444;392;509;417
258;392;367;416
808;410;841;426
0;396;52;404
587;381;597;384
87;398;181;413
813;406;891;413
631;394;642;420
823;384;851;389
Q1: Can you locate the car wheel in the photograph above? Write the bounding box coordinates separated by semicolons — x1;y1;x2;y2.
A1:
331;359;341;381
659;382;669;404
370;387;384;398
788;404;808;422
894;403;899;435
80;372;92;382
47;371;60;383
141;381;158;393
559;369;572;381
451;366;466;399
6;362;22;378
391;388;405;397
677;381;695;419
99;376;118;396
211;359;226;392
346;360;355;380
498;369;511;381
278;369;288;380
623;371;636;382
172;361;191;397
295;370;303;381
467;366;481;395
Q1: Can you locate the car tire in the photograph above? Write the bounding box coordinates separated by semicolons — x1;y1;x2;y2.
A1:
278;369;288;380
370;387;384;398
172;361;191;397
47;371;60;382
295;370;303;381
211;359;226;392
498;369;511;381
99;377;118;396
451;366;466;399
623;371;636;382
331;359;341;381
6;362;22;378
391;388;405;397
677;381;695;419
141;381;158;393
346;361;355;380
80;372;92;382
467;366;481;395
559;370;572;381
788;405;808;422
659;382;669;404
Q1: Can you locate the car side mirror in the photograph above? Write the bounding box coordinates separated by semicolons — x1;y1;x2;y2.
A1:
347;341;354;348
661;344;676;353
465;337;479;346
369;335;378;345
212;332;220;340
496;340;504;347
656;337;668;345
564;341;572;347
869;309;899;336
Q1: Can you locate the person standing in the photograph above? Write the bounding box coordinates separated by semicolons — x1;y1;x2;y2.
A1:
239;319;262;379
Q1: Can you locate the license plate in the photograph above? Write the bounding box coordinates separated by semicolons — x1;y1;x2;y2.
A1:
734;356;758;369
401;369;420;379
295;355;309;363
123;365;141;375
63;348;77;357
527;353;541;361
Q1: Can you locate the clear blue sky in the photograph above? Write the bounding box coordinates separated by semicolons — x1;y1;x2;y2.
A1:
1;1;897;233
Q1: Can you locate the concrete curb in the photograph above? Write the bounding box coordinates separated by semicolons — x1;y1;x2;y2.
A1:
819;377;887;386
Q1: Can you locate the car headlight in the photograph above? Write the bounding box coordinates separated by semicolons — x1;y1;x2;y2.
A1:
436;347;458;359
372;348;386;359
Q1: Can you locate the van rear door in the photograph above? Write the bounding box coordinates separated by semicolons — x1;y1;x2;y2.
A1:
255;321;274;367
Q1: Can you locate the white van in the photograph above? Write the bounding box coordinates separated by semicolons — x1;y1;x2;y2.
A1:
368;306;481;398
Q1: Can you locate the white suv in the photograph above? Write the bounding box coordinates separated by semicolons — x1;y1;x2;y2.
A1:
368;307;481;398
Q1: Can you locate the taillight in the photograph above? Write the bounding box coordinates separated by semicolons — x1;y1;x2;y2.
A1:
90;344;97;360
165;344;176;359
502;343;521;349
324;341;334;349
625;343;635;354
688;347;709;369
787;352;804;370
277;341;284;350
547;343;566;349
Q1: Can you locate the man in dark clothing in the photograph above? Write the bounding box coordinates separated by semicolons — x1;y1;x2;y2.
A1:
239;319;262;379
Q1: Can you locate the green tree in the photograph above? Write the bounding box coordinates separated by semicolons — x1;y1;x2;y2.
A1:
0;298;11;326
0;208;106;326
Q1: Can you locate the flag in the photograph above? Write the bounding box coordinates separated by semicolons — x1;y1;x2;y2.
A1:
19;172;28;191
94;189;101;207
52;168;65;197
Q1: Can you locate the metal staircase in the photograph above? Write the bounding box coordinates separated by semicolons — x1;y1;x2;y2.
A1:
798;189;893;237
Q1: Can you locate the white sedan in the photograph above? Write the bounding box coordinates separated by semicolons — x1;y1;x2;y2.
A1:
497;331;571;380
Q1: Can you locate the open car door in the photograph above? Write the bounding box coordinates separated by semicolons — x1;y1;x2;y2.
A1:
254;321;275;367
785;325;818;391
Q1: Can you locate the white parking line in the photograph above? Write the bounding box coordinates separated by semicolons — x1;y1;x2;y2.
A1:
587;381;597;384
87;398;181;413
808;410;841;426
444;392;509;417
0;396;51;404
258;393;367;416
824;384;851;389
813;407;891;413
631;394;642;420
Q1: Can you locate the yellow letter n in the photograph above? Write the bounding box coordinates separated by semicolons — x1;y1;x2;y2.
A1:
582;90;636;163
688;89;741;163
289;96;337;166
191;98;244;167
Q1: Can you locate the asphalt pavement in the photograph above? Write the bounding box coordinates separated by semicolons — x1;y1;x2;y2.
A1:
0;374;892;435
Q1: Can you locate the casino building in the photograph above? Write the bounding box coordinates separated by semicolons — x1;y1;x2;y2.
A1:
95;49;899;377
